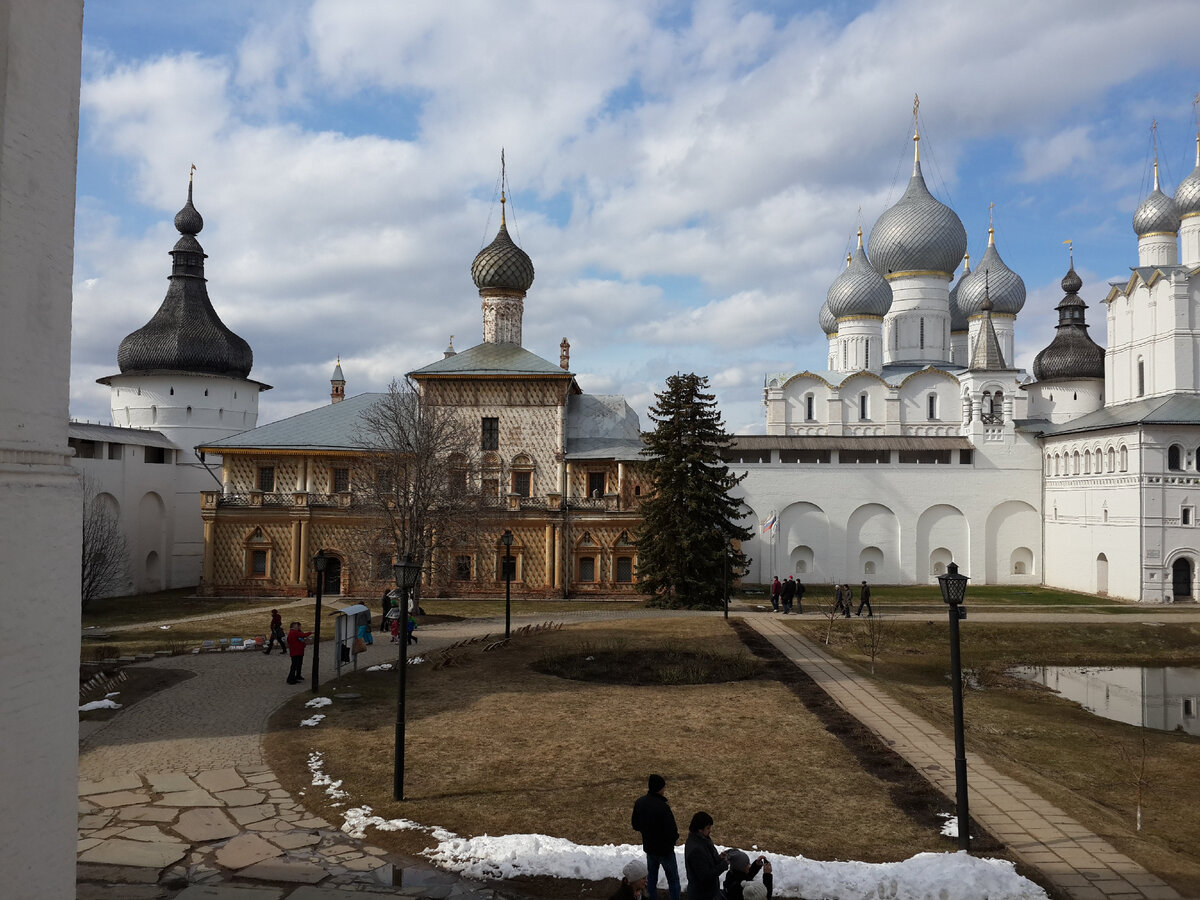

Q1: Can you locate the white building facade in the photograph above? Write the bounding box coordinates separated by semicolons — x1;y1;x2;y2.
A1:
733;121;1200;603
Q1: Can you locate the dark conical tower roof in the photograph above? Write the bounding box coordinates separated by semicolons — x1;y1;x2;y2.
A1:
1032;267;1105;382
116;180;254;379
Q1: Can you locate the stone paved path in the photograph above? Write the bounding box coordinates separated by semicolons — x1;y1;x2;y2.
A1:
745;614;1184;900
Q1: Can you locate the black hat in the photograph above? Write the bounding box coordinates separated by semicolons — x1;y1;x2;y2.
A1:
648;774;666;793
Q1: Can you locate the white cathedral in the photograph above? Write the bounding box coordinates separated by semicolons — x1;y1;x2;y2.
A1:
731;123;1200;603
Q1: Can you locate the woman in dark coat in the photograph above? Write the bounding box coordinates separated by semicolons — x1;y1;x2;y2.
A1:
683;811;728;900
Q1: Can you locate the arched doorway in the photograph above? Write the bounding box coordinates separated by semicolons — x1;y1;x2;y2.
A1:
1096;553;1108;596
324;557;343;595
1172;558;1192;599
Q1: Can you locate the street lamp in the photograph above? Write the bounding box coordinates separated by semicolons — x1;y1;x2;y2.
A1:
937;561;970;852
501;529;514;639
310;549;328;694
391;553;421;801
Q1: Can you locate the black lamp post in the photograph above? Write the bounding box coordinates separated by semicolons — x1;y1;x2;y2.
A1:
392;553;421;801
501;529;514;639
937;561;970;852
723;539;730;620
310;549;327;694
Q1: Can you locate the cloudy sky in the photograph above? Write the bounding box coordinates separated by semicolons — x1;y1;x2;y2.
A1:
71;0;1200;434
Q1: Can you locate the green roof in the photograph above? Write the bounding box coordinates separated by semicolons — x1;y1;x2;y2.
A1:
1035;394;1200;437
410;342;571;377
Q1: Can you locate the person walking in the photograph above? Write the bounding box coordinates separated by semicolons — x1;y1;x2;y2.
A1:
723;849;773;900
631;774;680;900
379;590;393;632
856;580;873;617
610;859;650;899
263;609;286;654
285;621;312;685
780;576;796;614
683;811;728;900
794;577;806;614
833;583;851;618
770;576;781;612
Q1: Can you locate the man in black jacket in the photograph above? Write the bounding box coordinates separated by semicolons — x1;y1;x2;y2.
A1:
780;577;796;614
630;774;680;900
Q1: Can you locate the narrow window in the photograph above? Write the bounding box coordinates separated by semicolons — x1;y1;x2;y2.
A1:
251;549;268;576
805;395;815;421
258;466;276;492
919;317;925;349
1107;448;1115;472
1137;358;1145;397
842;343;848;369
1169;445;1182;471
578;556;596;582
616;557;634;583
481;417;499;451
332;467;350;492
864;341;870;369
512;470;531;498
1183;507;1193;526
1120;446;1128;472
927;393;937;420
588;471;606;498
859;393;868;421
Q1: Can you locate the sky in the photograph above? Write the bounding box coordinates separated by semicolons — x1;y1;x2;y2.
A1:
70;0;1200;435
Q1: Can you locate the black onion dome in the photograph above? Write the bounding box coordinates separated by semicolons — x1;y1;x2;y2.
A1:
117;182;253;379
958;232;1026;316
1032;267;1104;382
826;238;892;319
867;159;967;278
471;219;534;292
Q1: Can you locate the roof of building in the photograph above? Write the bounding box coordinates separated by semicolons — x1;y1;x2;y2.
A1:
410;341;573;378
867;156;967;278
116;181;255;380
958;228;1026;316
199;392;387;452
826;233;892;319
471;215;535;293
1174;139;1200;217
730;435;972;450
1032;267;1105;382
68;421;178;450
968;299;1009;371
1035;394;1200;437
1133;166;1181;236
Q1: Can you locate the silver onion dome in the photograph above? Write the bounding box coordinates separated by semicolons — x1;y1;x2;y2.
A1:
1133;162;1181;236
957;230;1026;316
471;215;534;292
1032;267;1105;382
819;301;838;335
948;255;970;331
826;233;892;319
1174;140;1200;219
867;158;967;278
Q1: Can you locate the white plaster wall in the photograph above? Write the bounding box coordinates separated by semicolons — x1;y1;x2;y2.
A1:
1182;218;1200;268
1024;379;1104;424
882;274;952;365
108;372;261;452
0;2;84;895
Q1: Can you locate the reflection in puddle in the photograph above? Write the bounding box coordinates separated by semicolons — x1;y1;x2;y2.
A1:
1008;665;1200;736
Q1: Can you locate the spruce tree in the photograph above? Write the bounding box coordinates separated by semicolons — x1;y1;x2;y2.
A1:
635;373;752;608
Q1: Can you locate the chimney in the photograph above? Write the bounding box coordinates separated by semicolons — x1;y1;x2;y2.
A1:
560;337;570;371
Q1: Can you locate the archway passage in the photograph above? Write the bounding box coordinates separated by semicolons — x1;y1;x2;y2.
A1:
324;557;343;595
1096;553;1108;596
1172;558;1192;599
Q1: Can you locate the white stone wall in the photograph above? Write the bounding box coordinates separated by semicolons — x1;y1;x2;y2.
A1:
734;432;1042;587
1023;379;1104;424
882;273;952;365
0;2;84;895
1105;267;1198;405
108;372;261;453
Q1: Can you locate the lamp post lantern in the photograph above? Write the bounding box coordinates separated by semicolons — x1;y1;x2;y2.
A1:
937;561;970;852
310;549;328;694
501;529;514;639
392;553;421;801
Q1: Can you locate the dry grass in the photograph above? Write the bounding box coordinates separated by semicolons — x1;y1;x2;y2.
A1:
267;617;954;871
785;618;1200;896
82;606;307;658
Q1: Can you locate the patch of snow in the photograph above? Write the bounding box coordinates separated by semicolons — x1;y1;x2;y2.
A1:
79;699;122;711
937;813;972;840
303;754;1046;899
299;714;325;727
104;692;120;698
409;656;424;665
305;697;333;708
366;664;394;671
158;625;171;630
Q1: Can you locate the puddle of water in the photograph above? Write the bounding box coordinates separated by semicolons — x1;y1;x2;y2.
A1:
1008;665;1200;736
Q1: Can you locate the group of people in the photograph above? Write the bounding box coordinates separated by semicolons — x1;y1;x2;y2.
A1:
833;582;873;618
262;609;316;685
768;578;873;618
379;590;419;644
619;775;772;900
768;576;805;614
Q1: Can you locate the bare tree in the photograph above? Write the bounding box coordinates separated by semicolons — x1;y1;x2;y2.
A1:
80;475;129;609
352;377;490;596
851;610;890;674
815;585;844;646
